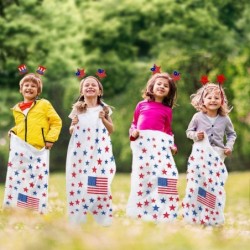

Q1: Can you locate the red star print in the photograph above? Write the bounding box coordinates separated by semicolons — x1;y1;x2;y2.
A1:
137;202;143;208
139;173;144;179
98;204;103;209
147;182;153;188
163;212;169;218
137;191;143;196
169;196;174;201
169;204;175;211
162;169;167;175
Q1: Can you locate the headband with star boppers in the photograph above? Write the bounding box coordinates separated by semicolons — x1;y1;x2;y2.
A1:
199;74;226;86
199;74;226;105
75;68;107;80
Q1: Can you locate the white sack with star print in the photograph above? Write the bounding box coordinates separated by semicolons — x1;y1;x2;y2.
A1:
3;134;49;214
66;105;116;226
182;133;228;226
126;130;179;222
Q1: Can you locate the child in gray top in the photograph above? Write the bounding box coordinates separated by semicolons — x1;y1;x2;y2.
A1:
186;82;236;161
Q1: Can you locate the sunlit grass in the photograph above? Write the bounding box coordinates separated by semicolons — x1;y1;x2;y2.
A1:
0;172;249;250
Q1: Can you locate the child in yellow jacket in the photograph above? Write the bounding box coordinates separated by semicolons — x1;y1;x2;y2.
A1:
3;72;62;213
10;73;62;149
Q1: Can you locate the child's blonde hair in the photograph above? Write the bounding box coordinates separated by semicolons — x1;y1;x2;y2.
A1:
191;83;230;116
142;73;177;108
73;76;110;116
19;73;43;94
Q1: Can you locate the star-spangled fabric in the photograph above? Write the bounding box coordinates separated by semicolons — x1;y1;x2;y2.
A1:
126;130;179;222
182;134;228;226
3;134;49;214
66;106;116;226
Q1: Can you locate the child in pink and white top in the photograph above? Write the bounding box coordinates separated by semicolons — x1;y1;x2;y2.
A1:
126;70;179;223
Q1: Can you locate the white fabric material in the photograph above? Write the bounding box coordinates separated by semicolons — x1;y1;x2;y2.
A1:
3;134;49;214
182;134;228;226
66;106;116;226
126;130;179;222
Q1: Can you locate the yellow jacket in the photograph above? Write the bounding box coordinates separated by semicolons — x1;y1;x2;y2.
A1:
11;99;62;149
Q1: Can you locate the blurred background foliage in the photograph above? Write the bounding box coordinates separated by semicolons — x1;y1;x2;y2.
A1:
0;0;249;181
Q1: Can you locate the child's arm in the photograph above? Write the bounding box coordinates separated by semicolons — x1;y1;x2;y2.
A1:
99;110;114;134
224;116;237;154
69;116;79;134
45;101;62;143
129;103;140;141
186;114;203;141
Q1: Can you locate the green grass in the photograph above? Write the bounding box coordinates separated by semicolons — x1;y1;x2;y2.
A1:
0;172;249;250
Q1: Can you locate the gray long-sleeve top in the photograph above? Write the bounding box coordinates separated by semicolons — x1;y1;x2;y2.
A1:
186;112;237;150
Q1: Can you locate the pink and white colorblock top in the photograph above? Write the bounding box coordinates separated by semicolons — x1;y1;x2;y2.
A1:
129;100;174;141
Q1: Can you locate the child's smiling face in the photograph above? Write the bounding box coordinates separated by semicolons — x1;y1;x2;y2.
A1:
20;81;39;102
152;77;170;102
203;88;222;114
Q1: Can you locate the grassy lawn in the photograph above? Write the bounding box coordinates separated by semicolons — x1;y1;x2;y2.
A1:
0;172;249;250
